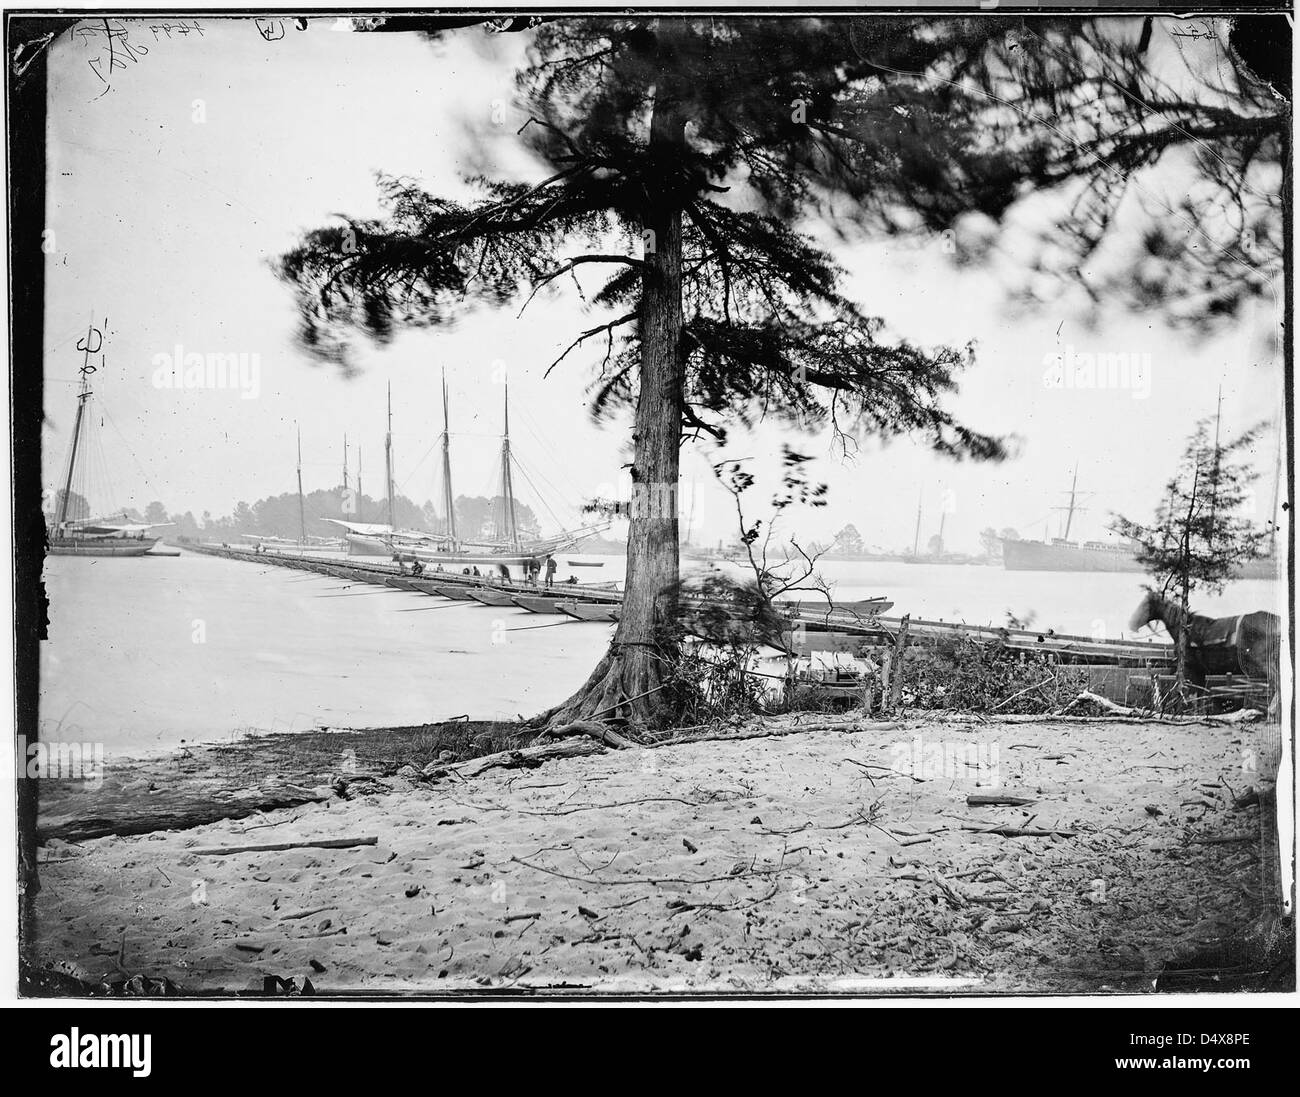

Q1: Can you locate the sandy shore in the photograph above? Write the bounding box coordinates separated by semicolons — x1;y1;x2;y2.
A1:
31;714;1277;994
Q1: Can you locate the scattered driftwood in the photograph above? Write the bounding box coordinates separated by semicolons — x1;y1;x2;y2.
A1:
190;836;378;857
967;793;1038;808
929;870;968;908
427;738;605;781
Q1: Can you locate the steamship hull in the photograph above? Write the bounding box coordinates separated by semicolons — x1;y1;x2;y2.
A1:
1004;539;1279;578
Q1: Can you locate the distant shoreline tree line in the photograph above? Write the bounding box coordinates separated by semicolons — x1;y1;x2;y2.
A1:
47;487;633;546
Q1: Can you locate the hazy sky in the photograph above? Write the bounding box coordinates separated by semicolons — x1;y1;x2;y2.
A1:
42;16;1284;553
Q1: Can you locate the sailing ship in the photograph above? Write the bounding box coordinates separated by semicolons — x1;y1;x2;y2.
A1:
901;488;982;565
239;426;346;552
47;320;163;557
329;377;606;575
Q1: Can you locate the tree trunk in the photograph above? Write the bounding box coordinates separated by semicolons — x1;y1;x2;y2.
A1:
1174;463;1200;696
545;69;686;731
1177;572;1191;691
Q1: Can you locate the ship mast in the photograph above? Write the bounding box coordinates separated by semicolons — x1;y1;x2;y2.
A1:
440;371;457;542
296;423;307;546
1051;464;1091;542
357;446;363;522
911;491;923;557
499;382;520;548
385;382;395;531
1061;464;1079;541
57;371;92;530
56;322;101;530
342;433;349;494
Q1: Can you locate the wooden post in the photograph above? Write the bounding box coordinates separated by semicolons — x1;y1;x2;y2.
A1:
888;615;911;713
880;652;892;715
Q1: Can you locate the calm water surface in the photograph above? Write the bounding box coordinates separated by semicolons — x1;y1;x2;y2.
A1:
39;549;1284;755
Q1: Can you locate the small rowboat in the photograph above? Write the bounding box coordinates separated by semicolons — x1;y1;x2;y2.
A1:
329;566;379;582
401;578;446;595
429;584;477;600
510;594;569;615
467;588;519;607
780;597;893;618
557;602;621;623
566;559;605;567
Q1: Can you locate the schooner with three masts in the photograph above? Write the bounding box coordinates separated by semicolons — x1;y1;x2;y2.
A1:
329;375;607;574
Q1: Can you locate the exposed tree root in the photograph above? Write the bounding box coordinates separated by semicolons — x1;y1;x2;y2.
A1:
539;643;680;736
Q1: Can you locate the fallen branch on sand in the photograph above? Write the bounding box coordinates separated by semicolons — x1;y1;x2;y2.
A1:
1058;692;1264;724
844;757;924;783
960;824;1077;839
424;738;605;781
939;699;1263;726
967;793;1038;807
190;836;378;856
278;905;337;921
660;719;903;748
1059;692;1147;717
535;719;638;750
511;796;701;817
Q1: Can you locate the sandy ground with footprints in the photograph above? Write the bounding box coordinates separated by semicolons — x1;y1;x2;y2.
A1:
32;713;1277;994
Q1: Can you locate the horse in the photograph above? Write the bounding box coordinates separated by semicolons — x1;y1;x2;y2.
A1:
1128;590;1281;703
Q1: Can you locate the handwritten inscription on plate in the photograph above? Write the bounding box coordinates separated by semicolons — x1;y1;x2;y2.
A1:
73;18;204;100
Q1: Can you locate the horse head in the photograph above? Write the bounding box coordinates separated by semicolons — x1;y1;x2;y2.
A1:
1128;590;1156;632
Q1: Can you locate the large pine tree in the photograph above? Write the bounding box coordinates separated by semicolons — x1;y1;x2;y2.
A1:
279;16;1028;727
277;14;1285;728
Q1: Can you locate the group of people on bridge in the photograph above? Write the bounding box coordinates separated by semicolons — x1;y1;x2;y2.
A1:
392;554;559;586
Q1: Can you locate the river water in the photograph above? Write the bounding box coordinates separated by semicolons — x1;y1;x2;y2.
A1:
39;549;1284;755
